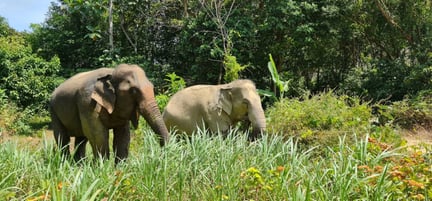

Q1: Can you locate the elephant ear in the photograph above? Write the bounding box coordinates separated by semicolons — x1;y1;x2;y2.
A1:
217;86;233;115
91;75;116;114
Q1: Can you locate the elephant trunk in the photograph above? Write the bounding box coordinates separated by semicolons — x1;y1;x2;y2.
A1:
248;105;266;141
140;99;170;146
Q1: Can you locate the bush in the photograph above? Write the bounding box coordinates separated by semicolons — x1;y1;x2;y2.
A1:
0;34;62;112
0;34;60;135
0;92;31;136
3;55;62;111
0;88;6;105
266;91;401;148
379;90;432;130
223;54;247;83
155;72;186;111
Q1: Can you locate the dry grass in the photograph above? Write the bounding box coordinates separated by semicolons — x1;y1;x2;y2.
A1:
401;127;432;147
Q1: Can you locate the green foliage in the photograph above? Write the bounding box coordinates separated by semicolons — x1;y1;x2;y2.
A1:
378;90;432;129
266;54;291;99
0;27;60;135
29;0;109;69
223;54;246;83
0;93;51;136
1;1;432;198
155;72;186;111
164;72;186;94
0;96;31;136
266;91;401;148
0;33;61;112
0;88;6;105
0;16;16;37
239;166;285;200
22;0;432;101
0;90;17;135
358;139;432;200
267;91;370;134
4;56;61;110
0;131;429;200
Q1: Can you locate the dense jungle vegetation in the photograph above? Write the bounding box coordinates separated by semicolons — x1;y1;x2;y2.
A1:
1;0;432;200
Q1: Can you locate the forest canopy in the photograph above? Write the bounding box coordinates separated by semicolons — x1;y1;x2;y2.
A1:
1;0;432;111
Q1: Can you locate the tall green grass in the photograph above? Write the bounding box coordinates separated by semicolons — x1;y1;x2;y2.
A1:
1;129;429;200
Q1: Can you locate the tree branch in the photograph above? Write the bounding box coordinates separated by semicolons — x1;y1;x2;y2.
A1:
374;0;412;43
119;16;137;53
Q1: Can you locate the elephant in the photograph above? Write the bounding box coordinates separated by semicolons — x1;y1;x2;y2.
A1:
162;79;266;140
49;64;169;164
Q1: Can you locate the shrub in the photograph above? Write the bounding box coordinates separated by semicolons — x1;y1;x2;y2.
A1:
223;54;247;83
0;34;62;112
0;88;6;105
155;72;186;111
380;90;432;130
266;91;392;148
0;92;32;136
3;55;62;111
0;34;60;135
359;139;432;200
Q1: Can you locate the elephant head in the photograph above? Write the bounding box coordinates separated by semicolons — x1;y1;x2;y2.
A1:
91;64;169;146
217;79;266;140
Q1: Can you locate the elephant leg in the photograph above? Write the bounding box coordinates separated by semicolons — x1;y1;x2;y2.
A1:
73;136;87;163
51;114;71;159
53;130;70;159
79;113;110;160
113;125;131;164
88;130;109;160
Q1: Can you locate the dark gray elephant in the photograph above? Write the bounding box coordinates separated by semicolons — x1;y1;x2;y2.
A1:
49;64;169;164
163;79;266;140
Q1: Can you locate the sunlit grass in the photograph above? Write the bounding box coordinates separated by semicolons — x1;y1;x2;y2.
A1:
0;129;431;200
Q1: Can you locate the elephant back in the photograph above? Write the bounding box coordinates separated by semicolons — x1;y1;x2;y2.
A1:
56;68;114;92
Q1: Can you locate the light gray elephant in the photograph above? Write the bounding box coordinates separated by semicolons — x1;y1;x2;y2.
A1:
162;79;266;140
49;64;169;164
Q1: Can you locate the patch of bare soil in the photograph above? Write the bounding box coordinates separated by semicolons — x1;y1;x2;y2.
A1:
401;128;432;147
0;130;55;150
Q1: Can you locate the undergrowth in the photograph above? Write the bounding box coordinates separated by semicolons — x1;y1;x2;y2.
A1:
379;90;432;130
1;88;431;200
0;89;50;136
266;91;403;149
0;130;431;200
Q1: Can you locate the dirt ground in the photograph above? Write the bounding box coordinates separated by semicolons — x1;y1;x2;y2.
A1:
401;128;432;147
0;130;55;149
1;128;431;150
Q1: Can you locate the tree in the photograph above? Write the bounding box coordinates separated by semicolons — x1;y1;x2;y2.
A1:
28;0;432;101
198;0;248;83
0;29;61;111
30;1;108;71
0;16;16;37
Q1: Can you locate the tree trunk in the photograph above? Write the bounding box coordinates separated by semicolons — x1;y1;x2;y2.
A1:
108;0;114;53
